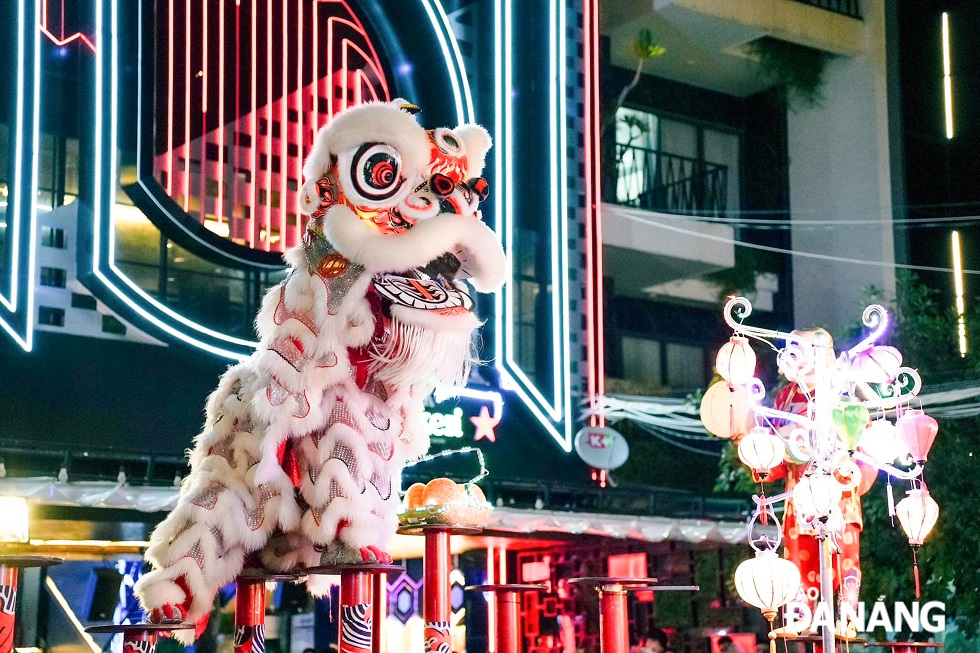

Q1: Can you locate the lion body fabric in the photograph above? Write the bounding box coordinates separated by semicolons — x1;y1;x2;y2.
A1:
135;101;505;638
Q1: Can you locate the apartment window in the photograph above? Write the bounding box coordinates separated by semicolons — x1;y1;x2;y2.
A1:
41;226;67;248
614;107;739;216
40;266;67;288
38;306;65;326
102;314;127;335
71;292;97;310
618;335;707;392
621;336;663;386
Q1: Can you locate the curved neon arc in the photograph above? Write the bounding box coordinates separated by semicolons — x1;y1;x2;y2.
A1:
91;0;473;359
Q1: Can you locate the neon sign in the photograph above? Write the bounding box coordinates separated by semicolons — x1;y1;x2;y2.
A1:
421;408;465;440
6;0;603;455
0;0;40;352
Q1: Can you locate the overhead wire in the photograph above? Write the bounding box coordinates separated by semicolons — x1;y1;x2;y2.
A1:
614;209;980;276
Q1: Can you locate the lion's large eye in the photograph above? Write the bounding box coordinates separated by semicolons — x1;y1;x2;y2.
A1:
351;143;403;201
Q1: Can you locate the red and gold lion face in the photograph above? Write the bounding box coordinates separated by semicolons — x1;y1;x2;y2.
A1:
299;101;504;321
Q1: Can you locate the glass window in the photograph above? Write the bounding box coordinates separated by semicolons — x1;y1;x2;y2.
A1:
703;128;740;215
71;293;98;310
38;306;65;326
665;343;705;390
102;314;128;335
40;266;67;288
41;226;67;248
621;336;663;386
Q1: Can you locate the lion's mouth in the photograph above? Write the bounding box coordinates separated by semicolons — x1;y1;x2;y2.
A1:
371;252;474;312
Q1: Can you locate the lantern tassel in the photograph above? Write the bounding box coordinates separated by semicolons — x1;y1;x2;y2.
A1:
768;620;776;653
913;548;921;599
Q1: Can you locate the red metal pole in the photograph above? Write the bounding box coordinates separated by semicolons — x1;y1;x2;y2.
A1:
423;529;452;653
234;578;266;653
372;572;386;653
122;628;159;653
339;571;372;653
0;566;18;653
495;589;521;653
598;583;628;653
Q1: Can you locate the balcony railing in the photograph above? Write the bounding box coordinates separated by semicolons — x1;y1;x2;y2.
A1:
790;0;861;19
611;144;729;217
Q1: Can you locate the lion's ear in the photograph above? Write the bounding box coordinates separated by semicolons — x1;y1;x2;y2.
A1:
454;124;492;178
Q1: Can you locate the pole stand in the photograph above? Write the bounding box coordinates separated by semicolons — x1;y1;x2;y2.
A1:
86;623;195;653
467;584;545;653
233;570;303;653
568;578;699;653
306;563;405;653
398;523;481;653
0;554;63;653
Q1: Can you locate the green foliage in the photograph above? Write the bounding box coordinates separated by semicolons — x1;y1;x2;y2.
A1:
744;37;830;112
703;247;782;302
632;29;666;60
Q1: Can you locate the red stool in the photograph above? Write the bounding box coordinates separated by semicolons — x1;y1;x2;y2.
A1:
467;584;545;653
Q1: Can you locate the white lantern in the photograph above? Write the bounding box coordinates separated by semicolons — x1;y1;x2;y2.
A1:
716;336;757;385
734;549;802;621
737;427;785;479
859;418;910;464
0;496;29;543
792;474;842;521
896;488;940;546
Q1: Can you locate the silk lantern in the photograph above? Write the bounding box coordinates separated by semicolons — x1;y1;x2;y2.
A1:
897;410;939;463
735;549;801;651
850;345;903;383
716;336;756;385
700;381;752;439
737;427;785;479
792;474;842;521
0;496;29;543
896;488;940;546
859;418;910;464
832;397;870;452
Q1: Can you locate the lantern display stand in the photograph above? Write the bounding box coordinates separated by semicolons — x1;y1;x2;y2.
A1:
466;584;546;653
0;554;63;653
233;570;304;653
85;623;194;653
714;297;941;653
398;524;481;653
306;563;404;653
568;578;699;653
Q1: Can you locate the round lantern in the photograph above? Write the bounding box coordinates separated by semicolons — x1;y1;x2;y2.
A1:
896;410;939;463
734;548;802;621
859;418;910;464
716;336;757;385
699;381;753;439
792;473;842;521
850;345;903;383
737;427;785;479
831;398;870;452
896;488;940;546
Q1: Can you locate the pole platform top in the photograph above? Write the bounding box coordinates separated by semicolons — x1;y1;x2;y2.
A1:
238;569;306;582
466;583;547;593
397;523;482;536
85;624;195;634
0;554;63;568
305;563;406;576
568;577;699;592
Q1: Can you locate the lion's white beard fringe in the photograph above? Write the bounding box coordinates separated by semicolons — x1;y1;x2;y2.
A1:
370;317;475;390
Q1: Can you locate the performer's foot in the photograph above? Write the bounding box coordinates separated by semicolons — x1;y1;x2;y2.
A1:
361;545;392;564
148;604;185;624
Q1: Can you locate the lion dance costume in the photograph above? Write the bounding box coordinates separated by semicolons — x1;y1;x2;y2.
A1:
135;101;506;641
